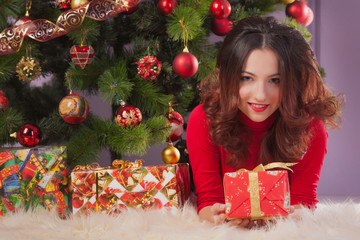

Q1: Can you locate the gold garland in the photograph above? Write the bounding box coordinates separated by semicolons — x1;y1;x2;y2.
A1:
0;0;141;55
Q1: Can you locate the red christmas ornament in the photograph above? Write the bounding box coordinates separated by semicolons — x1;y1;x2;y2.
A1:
172;48;199;78
70;45;94;69
136;55;162;81
0;90;9;111
209;0;231;19
16;123;42;147
165;111;184;142
286;1;309;23
59;93;89;124
14;16;33;27
123;3;139;15
115;105;142;127
157;0;178;16
211;17;233;36
297;6;313;26
56;0;71;11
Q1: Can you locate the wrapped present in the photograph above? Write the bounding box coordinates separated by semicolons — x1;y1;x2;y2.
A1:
0;146;68;216
71;160;191;215
224;162;297;220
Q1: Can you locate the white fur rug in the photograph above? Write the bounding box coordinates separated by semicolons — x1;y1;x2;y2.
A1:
1;199;359;240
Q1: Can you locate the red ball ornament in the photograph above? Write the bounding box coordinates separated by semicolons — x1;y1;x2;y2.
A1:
165;111;184;142
172;49;199;78
56;0;71;11
59;93;89;124
0;90;9;111
211;17;233;36
157;0;178;16
14;16;33;27
70;45;95;69
209;0;231;19
286;1;309;22
115;105;142;127
123;3;139;15
297;6;313;26
136;55;162;81
16;123;42;147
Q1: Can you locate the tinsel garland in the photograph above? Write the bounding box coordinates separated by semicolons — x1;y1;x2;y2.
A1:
0;0;141;55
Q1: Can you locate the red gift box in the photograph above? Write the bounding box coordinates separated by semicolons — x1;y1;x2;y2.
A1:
224;163;295;220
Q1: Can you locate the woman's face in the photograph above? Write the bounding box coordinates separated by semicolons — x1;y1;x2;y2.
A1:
238;48;281;122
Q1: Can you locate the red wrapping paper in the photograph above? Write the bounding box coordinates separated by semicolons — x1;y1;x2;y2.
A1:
224;169;291;220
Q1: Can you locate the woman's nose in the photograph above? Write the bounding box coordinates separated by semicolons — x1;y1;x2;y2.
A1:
254;82;266;102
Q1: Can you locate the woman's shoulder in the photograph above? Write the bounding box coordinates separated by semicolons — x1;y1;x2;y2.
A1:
189;104;207;120
309;118;326;133
308;118;327;141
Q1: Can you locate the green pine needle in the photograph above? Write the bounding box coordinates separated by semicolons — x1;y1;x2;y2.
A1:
98;59;134;106
129;78;172;116
281;17;312;42
145;115;171;145
167;5;205;42
0;0;25;29
0;107;24;145
67;18;101;46
66;125;102;166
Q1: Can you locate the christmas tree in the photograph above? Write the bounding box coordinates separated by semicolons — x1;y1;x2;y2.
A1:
0;0;312;168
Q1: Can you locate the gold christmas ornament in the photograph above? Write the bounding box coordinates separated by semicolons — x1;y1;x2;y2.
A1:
71;0;89;8
281;0;295;4
161;142;180;164
16;56;42;82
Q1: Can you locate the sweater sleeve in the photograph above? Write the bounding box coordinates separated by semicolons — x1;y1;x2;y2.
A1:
289;119;328;208
186;104;225;212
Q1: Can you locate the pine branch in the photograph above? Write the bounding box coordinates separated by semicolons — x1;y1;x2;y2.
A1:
0;0;25;29
145;115;171;145
38;111;77;144
66;124;102;167
129;78;172;116
0;107;24;145
0;50;23;82
167;5;205;42
281;17;312;42
67;18;101;46
65;62;105;92
98;59;134;105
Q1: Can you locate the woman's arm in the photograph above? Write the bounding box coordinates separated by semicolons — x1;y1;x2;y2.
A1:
289;119;328;208
186;105;225;214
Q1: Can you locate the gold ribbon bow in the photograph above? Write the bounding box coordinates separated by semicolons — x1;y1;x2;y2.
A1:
237;162;297;219
72;159;144;172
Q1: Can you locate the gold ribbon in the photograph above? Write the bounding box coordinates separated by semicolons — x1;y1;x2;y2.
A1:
237;162;297;219
0;0;141;55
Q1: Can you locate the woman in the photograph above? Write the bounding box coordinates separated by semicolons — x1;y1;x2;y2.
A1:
186;16;342;227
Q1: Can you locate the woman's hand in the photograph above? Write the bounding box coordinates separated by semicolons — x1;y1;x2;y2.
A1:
198;203;273;228
199;203;227;224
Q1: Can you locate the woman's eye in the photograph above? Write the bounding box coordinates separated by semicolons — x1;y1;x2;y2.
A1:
270;78;280;84
240;76;252;81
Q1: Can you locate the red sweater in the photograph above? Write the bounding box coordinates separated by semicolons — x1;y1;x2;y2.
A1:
186;104;327;212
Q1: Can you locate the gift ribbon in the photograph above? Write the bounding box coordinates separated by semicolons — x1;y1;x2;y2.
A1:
237;162;297;219
0;0;141;55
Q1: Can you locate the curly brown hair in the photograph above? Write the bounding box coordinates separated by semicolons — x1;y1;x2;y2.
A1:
200;16;343;168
